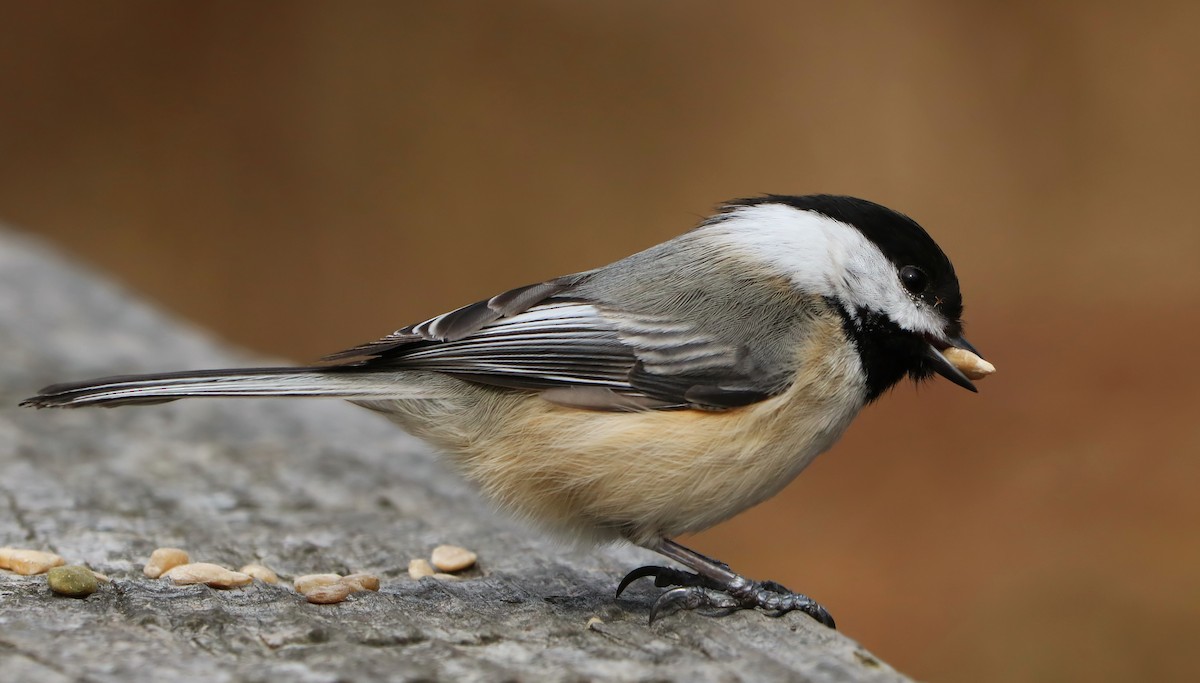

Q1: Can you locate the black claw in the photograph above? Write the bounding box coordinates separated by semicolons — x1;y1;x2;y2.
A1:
616;565;712;599
806;604;837;629
648;588;679;623
741;584;836;629
784;596;836;628
649;587;705;624
615;565;662;597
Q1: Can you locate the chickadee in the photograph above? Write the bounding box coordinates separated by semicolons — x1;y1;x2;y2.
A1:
22;194;993;628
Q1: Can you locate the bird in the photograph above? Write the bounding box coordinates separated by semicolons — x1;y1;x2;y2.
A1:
21;194;994;628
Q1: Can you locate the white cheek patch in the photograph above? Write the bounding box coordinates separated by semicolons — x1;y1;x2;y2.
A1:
700;204;947;339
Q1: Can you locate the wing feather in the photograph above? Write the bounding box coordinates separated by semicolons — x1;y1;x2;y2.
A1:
324;276;792;411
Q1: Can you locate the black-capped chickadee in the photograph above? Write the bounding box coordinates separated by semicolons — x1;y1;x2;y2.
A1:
22;195;993;628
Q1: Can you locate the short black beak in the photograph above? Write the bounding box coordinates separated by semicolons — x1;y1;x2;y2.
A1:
924;335;980;393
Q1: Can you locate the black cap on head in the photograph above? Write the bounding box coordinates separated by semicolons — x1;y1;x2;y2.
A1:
724;194;962;323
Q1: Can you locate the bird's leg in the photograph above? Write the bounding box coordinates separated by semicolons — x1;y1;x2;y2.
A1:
616;537;835;628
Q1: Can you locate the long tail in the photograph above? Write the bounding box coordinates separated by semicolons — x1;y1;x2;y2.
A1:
20;366;430;409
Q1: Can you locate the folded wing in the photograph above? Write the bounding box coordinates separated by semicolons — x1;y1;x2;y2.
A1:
329;276;788;411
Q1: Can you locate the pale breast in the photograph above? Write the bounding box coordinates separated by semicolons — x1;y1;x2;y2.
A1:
369;311;868;545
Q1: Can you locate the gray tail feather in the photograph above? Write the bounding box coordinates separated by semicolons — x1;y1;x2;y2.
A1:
19;366;428;409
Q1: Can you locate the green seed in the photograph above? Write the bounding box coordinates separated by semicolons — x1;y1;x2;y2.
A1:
47;565;99;598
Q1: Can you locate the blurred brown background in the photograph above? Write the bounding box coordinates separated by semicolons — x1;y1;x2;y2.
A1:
2;2;1197;680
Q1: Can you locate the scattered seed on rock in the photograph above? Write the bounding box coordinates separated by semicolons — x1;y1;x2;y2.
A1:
143;547;189;579
47;565;99;598
305;582;352;604
586;616;604;631
430;544;476;572
91;570;111;583
432;573;462;582
239;564;279;584
341;573;380;592
162;562;252;589
408;559;434;579
293;573;343;595
0;547;66;575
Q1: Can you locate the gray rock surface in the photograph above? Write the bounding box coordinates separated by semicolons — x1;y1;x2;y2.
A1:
0;228;911;682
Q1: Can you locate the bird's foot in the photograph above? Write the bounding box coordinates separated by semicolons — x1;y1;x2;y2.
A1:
616;565;835;628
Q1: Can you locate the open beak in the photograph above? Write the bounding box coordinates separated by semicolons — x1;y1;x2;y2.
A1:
924;335;982;393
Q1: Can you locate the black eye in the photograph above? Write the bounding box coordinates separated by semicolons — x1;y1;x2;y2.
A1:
899;265;928;294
